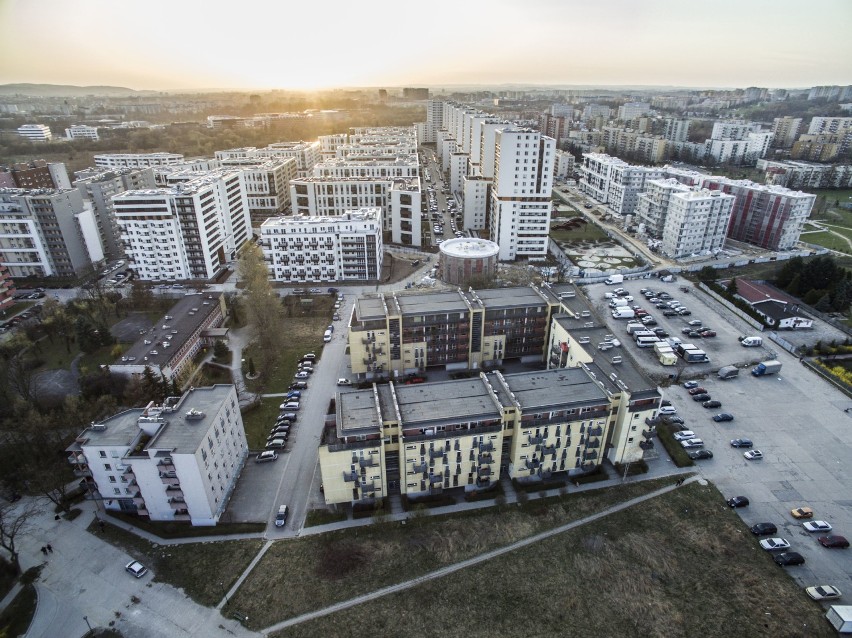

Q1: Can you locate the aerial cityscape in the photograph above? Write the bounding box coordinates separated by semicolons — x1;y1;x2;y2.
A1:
0;0;851;636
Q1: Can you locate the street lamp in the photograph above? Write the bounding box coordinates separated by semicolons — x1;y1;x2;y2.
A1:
83;616;92;631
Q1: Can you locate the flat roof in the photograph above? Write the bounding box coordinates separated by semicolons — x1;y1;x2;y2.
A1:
394;377;502;427
338;388;380;435
114;294;222;370
500;368;609;411
150;385;233;454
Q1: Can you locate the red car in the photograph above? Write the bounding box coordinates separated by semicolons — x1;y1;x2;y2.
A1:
818;535;849;549
688;387;707;395
699;330;717;338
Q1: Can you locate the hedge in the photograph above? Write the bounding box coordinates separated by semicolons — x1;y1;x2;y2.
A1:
656;423;695;468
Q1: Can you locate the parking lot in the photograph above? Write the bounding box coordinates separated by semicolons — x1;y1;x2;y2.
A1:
588;278;776;382
584;278;852;596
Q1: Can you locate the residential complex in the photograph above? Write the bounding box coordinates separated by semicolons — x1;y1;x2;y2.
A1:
0;188;104;278
113;169;250;281
67;385;247;526
660;189;735;258
109;294;226;381
756;159;852;190
214;156;297;224
0;160;70;190
260;209;383;283
771;117;803;149
321;282;661;506
65;124;100;141
216;141;321;178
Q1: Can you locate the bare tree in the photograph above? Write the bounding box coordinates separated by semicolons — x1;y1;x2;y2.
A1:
0;500;38;574
238;243;285;385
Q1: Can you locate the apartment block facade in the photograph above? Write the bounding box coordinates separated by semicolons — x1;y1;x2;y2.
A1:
660;189;735;258
74;167;157;259
215;156;297;223
113;170;250;281
770;117;802;149
67;385;248;526
17;124;52;142
756;159;852;190
94;153;185;169
65;124;99;141
0;188;104;278
260;209;382;282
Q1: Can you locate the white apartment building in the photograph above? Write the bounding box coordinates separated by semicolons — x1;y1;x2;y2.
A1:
216;142;321;178
114;170;250;281
318;134;348;159
65;124;99;141
313;156;419;180
582;104;611;121
462;176;490;230
663;118;690;143
0;188;104;278
261;209;382;282
215;156;297;222
67;385;248;526
94;153;184;169
617;102;651;120
17;124;52;142
74;167;157;259
756;159;852;190
489;128;555;260
660;189;735;258
290;176;422;247
705;133;771;164
635;178;692;238
711;121;758;140
437;130;458;174
807;117;852;136
579;153;664;217
449;152;468;195
554;150;575;180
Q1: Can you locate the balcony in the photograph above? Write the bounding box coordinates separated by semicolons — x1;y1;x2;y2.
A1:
479;441;495;453
477;466;492;477
429;474;443;485
528;435;544;445
541;444;556;456
478;453;493;465
583;450;598;461
640;439;655;450
160;474;180;487
642;429;654;440
173;513;191;521
581;461;596;471
136;508;149;517
412;462;428;474
157;460;175;472
343;471;358;482
358;457;376;468
475;477;491;488
165;487;184;499
429;448;446;460
132;496;146;507
168;498;187;510
588;426;604;437
525;458;541;471
586;439;600;449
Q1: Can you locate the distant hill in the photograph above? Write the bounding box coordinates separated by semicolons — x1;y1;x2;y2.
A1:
0;84;154;97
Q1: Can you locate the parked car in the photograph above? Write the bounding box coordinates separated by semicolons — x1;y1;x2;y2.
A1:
803;521;833;533
286;391;301;399
266;438;287;449
791;507;814;519
688;320;703;327
663;310;679;317
744;450;764;460
678;309;692;316
805;585;842;601
290;381;308;390
673;431;696;441
302;353;316;361
125;560;148;578
730;438;753;448
337;378;352;386
680;438;704;449
759;538;791;551
699;330;717;338
712;413;734;422
774;552;805;566
818;535;849;549
659;406;677;415
687;449;713;460
662;415;685;425
750;522;777;536
702;400;722;409
727;496;749;508
294;371;310;379
692;393;712;402
683;381;699;389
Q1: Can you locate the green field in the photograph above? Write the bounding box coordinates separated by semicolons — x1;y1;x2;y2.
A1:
550;222;610;243
800;230;852;253
811;189;852;227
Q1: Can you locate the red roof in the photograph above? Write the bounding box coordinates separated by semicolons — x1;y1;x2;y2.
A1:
727;279;799;306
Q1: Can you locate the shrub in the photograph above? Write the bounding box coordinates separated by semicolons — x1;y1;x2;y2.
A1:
656;423;695;468
574;465;610;485
613;460;649;477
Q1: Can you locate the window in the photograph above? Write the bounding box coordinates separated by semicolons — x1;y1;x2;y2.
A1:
99;451;107;458
113;488;121;495
103;463;112;471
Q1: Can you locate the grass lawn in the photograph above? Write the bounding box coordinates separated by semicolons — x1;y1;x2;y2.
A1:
29;335;78;371
3;301;35;317
225;477;675;629
0;584;37;638
89;518;264;607
550;222;610;243
79;343;124;374
800;230;851;253
271;482;833;638
241;399;287;449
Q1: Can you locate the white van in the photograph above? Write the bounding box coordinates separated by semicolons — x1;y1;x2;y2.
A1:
740;336;762;347
637;336;661;348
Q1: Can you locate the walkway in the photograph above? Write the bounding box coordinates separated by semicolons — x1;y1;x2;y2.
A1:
260;476;700;634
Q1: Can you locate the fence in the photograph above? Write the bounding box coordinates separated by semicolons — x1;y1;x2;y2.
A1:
768;331;799;355
696;282;765;331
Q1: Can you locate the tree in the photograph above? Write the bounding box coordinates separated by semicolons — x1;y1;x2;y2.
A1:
697;266;717;282
213;340;229;360
814;293;832;312
23;453;77;515
726;277;738;296
0;501;38;574
238;243;285;384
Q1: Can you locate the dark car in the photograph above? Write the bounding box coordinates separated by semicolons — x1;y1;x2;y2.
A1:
653;329;669;337
662;415;685;425
688;387;707;395
703;400;722;409
699;330;717;338
290;381;308;390
818;535;850;549
730;438;753;448
727;496;749;508
712;413;734;422
774;552;805;566
678;309;692;316
681;327;694;335
687;330;704;339
663;310;679;316
751;522;778;536
687;449;713;460
692;393;712;402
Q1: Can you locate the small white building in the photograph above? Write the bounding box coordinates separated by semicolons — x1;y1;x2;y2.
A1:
17;124;52;142
261;209;383;282
95;153;184;169
67;385;248;526
65;124;100;141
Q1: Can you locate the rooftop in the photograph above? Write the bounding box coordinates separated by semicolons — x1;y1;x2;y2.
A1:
500;368;609;410
394;376;502;427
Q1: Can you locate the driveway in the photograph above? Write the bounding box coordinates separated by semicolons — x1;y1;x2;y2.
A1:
19;501;257;638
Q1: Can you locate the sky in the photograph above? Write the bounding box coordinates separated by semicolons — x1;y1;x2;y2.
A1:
0;0;850;91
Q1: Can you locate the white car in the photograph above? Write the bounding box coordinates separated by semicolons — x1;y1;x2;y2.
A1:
744;450;764;460
805;585;842;601
125;560;148;578
759;538;791;551
673;431;696;441
679;438;704;449
337;378;352;386
659;406;677;415
803;520;833;532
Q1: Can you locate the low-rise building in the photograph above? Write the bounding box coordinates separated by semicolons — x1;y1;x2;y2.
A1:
67;385;247;526
94;153;185;169
109;294;226;381
65;124;99;141
260;209;382;283
17;124;52;142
